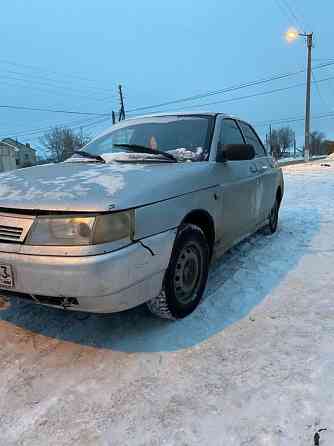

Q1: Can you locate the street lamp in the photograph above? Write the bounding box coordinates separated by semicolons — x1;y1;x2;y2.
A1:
286;28;299;42
285;28;313;162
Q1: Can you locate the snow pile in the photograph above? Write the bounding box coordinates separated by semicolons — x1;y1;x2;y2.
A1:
327;152;334;160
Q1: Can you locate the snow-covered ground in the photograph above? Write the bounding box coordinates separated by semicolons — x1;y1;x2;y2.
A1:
0;160;334;445
277;155;327;165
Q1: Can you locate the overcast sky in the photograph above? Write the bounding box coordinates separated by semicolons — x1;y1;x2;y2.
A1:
1;0;333;153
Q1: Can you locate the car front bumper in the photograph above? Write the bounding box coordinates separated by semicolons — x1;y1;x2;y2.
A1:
0;230;176;313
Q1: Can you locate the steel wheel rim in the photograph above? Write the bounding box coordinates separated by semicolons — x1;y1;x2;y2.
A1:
173;242;203;305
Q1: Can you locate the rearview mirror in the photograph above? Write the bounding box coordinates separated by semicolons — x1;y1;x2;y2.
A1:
217;144;255;162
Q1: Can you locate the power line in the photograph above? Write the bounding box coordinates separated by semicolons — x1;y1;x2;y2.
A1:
290;1;313;32
127;69;305;113
280;0;306;31
0;117;100;139
2;116;111;142
0;104;110;117
127;62;334;113
140;75;334;114
2;62;334;139
273;0;307;32
255;111;334;127
1;62;333;120
0;73;119;105
0;75;109;105
0;102;114;134
311;70;332;111
313;58;334;63
273;0;298;26
0;59;117;93
1;69;118;98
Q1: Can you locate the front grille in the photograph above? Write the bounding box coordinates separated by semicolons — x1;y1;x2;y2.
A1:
0;224;23;241
0;213;35;243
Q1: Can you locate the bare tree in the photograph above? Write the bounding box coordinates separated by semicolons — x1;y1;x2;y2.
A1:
268;127;295;159
39;127;90;162
310;131;326;156
278;127;294;156
269;129;280;160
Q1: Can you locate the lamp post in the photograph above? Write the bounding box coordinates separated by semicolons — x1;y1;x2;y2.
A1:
286;28;313;162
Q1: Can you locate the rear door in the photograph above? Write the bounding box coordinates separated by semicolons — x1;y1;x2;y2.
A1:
238;121;277;223
215;118;259;248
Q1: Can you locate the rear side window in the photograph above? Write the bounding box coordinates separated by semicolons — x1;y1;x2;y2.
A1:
220;119;245;146
238;122;266;157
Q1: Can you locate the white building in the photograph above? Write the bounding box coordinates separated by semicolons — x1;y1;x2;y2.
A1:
0;138;37;172
2;138;37;169
0;141;17;173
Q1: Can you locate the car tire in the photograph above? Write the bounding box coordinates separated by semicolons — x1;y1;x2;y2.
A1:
147;224;210;320
266;196;280;234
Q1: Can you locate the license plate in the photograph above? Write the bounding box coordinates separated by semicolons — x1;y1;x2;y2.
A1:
0;264;14;288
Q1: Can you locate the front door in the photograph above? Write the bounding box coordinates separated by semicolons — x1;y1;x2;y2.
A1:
214;118;259;250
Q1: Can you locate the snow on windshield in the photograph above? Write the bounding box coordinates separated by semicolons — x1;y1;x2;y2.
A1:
82;116;212;162
99;147;204;163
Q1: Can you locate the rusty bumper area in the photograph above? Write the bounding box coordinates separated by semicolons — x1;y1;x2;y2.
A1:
0;290;79;308
0;230;176;313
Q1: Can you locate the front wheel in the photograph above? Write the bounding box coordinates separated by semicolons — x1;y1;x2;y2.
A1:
147;224;210;320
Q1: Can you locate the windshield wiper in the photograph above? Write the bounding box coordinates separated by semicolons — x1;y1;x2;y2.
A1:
113;144;177;162
73;150;105;163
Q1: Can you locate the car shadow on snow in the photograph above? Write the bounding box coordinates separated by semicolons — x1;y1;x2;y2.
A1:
0;206;320;353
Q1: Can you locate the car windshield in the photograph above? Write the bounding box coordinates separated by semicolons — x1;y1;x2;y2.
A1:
81;115;214;162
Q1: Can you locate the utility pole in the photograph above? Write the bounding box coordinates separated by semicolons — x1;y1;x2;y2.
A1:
293;134;297;158
112;111;116;125
304;32;313;162
269;124;272;155
118;84;125;121
285;29;313;162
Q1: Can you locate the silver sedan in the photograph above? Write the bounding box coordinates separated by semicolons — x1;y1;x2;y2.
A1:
0;113;283;319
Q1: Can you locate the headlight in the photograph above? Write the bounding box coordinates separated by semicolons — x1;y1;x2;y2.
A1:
26;211;133;246
93;211;133;244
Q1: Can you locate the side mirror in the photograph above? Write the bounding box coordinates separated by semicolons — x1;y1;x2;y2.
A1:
216;143;255;162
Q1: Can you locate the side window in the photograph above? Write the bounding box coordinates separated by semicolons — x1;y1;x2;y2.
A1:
220;119;244;147
238;122;266;157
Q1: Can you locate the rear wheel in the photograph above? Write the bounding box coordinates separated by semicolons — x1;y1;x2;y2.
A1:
267;196;280;234
147;224;210;320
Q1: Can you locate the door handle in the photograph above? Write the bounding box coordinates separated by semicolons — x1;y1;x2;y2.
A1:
249;165;258;173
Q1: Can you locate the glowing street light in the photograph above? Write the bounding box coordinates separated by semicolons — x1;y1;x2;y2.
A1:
285;28;299;43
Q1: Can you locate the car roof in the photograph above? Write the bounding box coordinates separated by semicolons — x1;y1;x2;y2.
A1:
124;111;240;120
124;112;252;126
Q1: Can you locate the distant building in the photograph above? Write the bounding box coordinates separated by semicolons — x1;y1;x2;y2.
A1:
0;140;17;172
1;138;37;169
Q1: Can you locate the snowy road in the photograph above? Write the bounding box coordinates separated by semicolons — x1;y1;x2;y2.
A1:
0;161;334;445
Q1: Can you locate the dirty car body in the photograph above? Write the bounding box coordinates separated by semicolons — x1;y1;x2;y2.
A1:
0;113;284;316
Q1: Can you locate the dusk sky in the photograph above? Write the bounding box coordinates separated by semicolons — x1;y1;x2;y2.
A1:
1;0;333;154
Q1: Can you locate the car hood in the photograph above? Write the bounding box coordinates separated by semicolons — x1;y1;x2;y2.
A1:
0;161;216;212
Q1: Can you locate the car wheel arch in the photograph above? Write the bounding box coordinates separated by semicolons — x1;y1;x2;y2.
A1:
181;209;215;258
